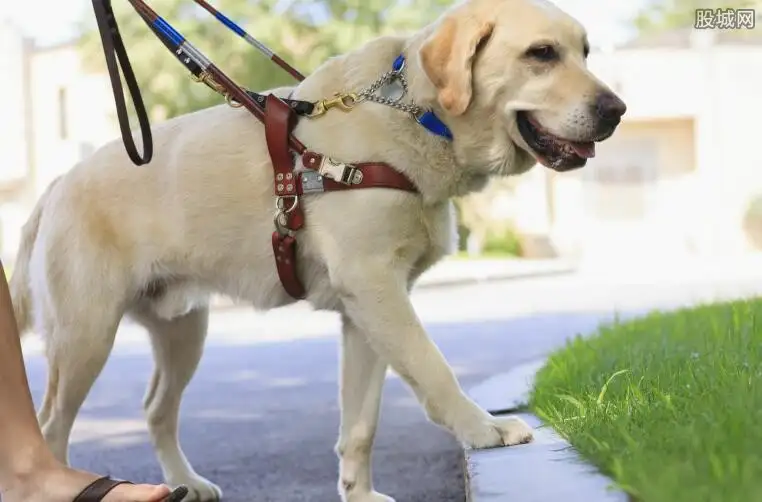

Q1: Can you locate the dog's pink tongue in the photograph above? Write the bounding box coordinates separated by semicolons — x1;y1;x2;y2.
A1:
570;141;595;158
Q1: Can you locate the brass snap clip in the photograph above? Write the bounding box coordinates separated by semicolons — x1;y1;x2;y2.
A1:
308;93;362;118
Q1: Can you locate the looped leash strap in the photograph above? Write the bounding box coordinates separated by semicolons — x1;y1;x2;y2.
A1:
265;94;306;299
92;0;153;165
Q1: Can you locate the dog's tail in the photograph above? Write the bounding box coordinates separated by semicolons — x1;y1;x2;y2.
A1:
9;175;61;336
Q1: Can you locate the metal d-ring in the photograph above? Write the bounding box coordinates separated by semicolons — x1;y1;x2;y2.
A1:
276;195;299;213
225;93;244;108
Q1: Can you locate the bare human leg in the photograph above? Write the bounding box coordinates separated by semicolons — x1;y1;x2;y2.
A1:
0;259;175;502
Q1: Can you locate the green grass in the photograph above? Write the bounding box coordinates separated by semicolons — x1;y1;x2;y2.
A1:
529;299;762;502
453;250;518;260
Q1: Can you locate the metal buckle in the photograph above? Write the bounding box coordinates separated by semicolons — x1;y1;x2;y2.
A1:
301;170;325;194
317;157;363;185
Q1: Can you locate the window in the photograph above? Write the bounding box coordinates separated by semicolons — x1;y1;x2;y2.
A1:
57;87;68;140
582;138;659;221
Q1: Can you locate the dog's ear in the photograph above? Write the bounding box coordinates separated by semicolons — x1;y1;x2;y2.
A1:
419;14;494;116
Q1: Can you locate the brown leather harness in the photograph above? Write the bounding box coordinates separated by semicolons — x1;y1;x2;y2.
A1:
262;95;418;299
92;0;420;300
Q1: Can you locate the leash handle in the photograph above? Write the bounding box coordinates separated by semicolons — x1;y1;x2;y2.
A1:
92;0;153;165
191;0;304;82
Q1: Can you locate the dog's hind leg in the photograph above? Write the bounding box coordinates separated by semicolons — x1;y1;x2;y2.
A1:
336;314;394;502
130;304;222;502
39;303;123;465
36;343;58;429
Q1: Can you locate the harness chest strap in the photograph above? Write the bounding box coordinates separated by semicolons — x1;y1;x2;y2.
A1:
263;94;418;299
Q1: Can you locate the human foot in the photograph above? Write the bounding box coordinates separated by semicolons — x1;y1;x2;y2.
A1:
2;465;179;502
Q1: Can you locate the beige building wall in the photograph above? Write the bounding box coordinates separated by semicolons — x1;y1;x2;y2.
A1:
697;44;762;255
0;27;117;261
0;21;29;184
0;21;32;260
555;119;699;259
29;43;118;195
528;35;762;262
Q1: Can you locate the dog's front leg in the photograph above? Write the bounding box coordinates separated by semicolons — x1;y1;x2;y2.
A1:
334;262;533;449
336;314;394;502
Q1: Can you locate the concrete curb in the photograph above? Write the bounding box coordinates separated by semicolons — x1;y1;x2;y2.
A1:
411;263;575;291
463;359;629;502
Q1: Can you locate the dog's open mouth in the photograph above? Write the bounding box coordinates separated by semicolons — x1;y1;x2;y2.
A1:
516;111;596;172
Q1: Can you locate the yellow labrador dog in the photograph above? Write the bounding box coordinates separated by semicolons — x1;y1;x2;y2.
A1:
10;0;625;500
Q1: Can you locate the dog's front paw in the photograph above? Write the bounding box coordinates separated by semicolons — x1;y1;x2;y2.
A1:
170;474;222;502
462;415;534;449
492;415;534;446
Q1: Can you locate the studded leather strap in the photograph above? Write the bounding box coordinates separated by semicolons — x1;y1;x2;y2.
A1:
265;94;307;299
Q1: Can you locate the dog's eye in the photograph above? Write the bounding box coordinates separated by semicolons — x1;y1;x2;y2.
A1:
525;45;558;62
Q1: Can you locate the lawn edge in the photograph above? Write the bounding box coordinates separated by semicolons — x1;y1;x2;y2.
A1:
463;359;630;502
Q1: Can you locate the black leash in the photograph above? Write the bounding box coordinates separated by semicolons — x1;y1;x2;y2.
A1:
91;0;315;167
92;0;153;165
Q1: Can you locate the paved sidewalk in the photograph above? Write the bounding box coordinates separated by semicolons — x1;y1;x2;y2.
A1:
576;252;762;285
413;257;575;289
210;257;575;309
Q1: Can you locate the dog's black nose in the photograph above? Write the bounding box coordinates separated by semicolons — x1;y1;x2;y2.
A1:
595;91;627;121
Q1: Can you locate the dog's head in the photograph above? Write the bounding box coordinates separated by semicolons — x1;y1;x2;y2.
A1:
416;0;626;173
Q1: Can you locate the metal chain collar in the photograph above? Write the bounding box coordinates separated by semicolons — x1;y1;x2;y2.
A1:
355;62;424;117
306;58;425;119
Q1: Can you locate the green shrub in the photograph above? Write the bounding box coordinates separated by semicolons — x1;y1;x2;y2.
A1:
743;194;762;250
747;194;762;218
483;228;523;256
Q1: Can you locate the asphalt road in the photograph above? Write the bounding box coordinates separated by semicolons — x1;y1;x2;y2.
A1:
20;268;762;502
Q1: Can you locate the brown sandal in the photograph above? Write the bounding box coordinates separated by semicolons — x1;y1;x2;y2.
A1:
72;476;189;502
